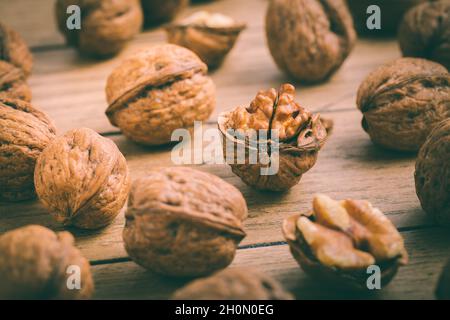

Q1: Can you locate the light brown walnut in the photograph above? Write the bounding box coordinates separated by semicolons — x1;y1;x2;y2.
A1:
34;128;131;229
0;225;93;299
0;61;31;101
0;22;33;77
106;44;216;145
123;167;248;277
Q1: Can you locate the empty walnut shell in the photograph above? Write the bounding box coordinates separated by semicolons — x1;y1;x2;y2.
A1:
218;84;331;191
266;0;356;83
415;118;450;226
0;225;93;299
141;0;188;26
55;0;143;57
0;61;31;101
0;98;56;201
123;167;248;277
166;11;246;69
0;22;33;77
282;194;408;290
34;128;131;229
357;57;450;151
172;268;293;300
347;0;426;36
436;257;450;300
106;44;216;145
399;1;450;70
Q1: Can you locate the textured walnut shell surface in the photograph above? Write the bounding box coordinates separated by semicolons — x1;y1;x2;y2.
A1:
266;0;356;83
0;22;33;77
56;0;143;57
415;119;450;226
357;57;450;151
0;225;93;299
106;44;215;145
123;167;248;277
0;60;31;102
166;19;246;69
0;98;56;202
347;0;427;36
172;268;293;300
34;128;131;229
399;1;450;70
141;0;188;26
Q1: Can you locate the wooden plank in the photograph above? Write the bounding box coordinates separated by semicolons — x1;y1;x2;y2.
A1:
91;228;450;299
0;109;428;262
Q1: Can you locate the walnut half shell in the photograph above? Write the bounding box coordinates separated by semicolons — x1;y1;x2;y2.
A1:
218;84;331;191
282;194;408;290
166;11;246;69
123;167;248;277
34;128;131;229
0;225;93;299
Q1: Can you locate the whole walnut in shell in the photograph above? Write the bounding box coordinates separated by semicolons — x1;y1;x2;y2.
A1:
347;0;427;36
265;0;356;83
106;44;216;146
0;22;33;77
123;167;248;277
399;1;450;70
218;84;331;191
0;61;31;102
34;128;131;229
0;225;93;299
55;0;143;57
0;98;56;202
415;119;450;226
141;0;188;26
166;11;246;69
357;57;450;151
436;257;450;299
172;268;293;300
282;194;408;289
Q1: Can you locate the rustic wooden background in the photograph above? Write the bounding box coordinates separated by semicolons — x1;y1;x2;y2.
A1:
1;0;448;299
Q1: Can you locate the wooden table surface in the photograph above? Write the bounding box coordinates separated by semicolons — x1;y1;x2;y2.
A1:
1;0;448;300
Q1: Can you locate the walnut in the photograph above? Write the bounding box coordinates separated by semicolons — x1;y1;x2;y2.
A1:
166;11;246;69
282;194;408;289
55;0;143;57
0;98;57;201
399;1;450;70
172;268;293;300
141;0;188;26
415;118;450;226
218;84;331;191
105;44;216;146
0;22;33;77
347;0;426;36
0;61;31;102
357;57;450;151
265;0;356;83
123;167;248;277
34;128;131;229
436;257;450;300
0;225;93;299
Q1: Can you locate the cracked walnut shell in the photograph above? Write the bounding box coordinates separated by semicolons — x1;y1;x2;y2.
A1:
55;0;143;57
218;84;331;191
34;128;131;229
123;167;248;277
172;268;293;300
0;22;33;77
0;61;31;102
415;118;450;226
141;0;188;26
282;194;408;289
0;225;93;299
166;11;246;69
0;98;56;201
265;0;356;83
106;44;216;145
399;1;450;70
357;57;450;151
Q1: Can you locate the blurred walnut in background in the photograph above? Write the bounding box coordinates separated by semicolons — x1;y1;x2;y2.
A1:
141;0;188;26
0;61;31;101
0;22;33;77
55;0;143;57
